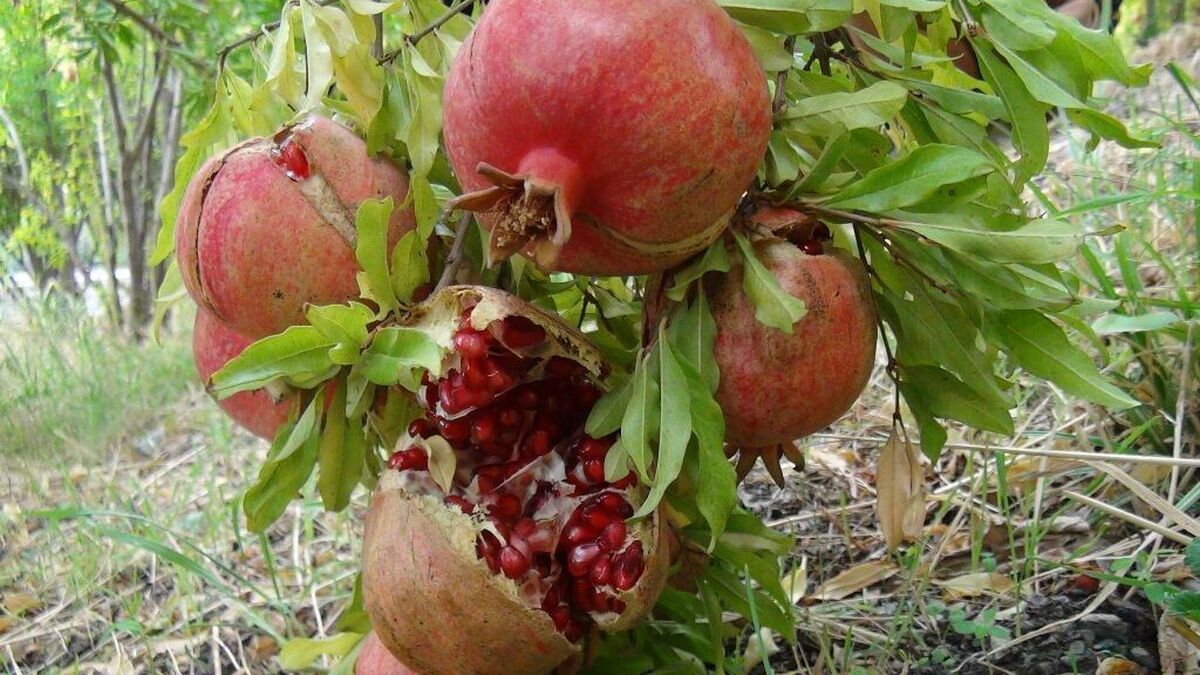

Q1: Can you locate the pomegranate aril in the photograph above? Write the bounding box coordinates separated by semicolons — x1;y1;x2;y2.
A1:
272;138;310;180
591;589;610;613
438;417;470;442
599;492;627;513
563;523;597;547
612;543;645;591
453;330;491;358
583;459;605;483
476;532;501;574
548;606;570;631
611;472;638;489
578;437;610;460
589;555;612;586
610;598;626;614
489;493;522;520
571;579;592;611
522;430;552;457
499;546;530;579
800;239;824;255
500;316;547;349
513;518;537;538
408;418;436;438
564;620;584;642
583;505;614;531
387;448;426;472
516;387;541;410
567;543;602;576
599;521;626;551
463;358;489;390
483;359;516;392
471;413;498;444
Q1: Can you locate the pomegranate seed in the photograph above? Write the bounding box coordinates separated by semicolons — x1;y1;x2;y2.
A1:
490;493;523;520
564;620;584;642
408;418;435;438
444;496;475;514
499;546;530;579
611;472;638;489
599;521;626;551
545;356;585;377
513;518;537;538
567;543;602;576
500;316;547;349
583;459;606;483
516;387;540;409
471;414;498;444
523;430;552;457
591;588;610;613
610;598;626;614
483;359;516;392
438;417;471;442
476;532;501;574
271;138;310;180
800;239;824;255
578;438;609;460
583;505;614;531
438;379;460;413
589;555;612;586
612;544;644;591
453;330;491;358
548;606;570;631
599;492;627;513
571;579;592;610
563;524;597;547
542;585;561;609
498;407;524;429
463;358;489;390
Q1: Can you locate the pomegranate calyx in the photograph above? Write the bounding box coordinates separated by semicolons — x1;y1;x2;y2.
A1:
730;443;805;487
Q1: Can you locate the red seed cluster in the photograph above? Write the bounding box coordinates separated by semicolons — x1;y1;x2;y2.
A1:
385;311;645;641
270;134;310;181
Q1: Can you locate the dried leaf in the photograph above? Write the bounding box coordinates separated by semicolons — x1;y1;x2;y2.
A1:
0;616;15;635
782;557;808;604
2;592;41;616
422;436;457;494
935;572;1016;600
1160;614;1200;675
1096;656;1145;675
875;426;926;551
809;560;899;601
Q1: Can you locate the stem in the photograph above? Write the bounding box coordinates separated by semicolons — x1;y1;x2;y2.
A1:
772;36;797;115
435;213;474;292
380;0;477;64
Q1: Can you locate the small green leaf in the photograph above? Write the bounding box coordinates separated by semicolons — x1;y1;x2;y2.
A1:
973;41;1049;186
1091;311;1182;335
306;302;374;366
391;229;431;303
897;212;1088;265
994;310;1139;410
279;633;363;670
317;383;366;512
824;144;992;212
635;336;692;518
779;80;908;130
733;232;806;334
668;292;720;394
1185;538;1200;577
679;357;734;547
621;350;661;481
360;327;444;388
901;365;1014;434
586;374;635;438
666;241;731;302
244;403;321;532
211;327;337;397
355;197;400;315
1066;109;1159;150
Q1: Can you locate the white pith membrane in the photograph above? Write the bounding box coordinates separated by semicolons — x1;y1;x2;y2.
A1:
382;287;662;640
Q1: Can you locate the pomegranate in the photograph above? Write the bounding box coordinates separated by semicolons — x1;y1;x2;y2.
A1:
442;0;772;275
191;309;290;440
363;287;669;675
709;221;877;450
176;116;416;338
356;632;420;675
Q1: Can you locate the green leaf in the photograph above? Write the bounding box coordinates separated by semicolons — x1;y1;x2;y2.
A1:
621;351;661;481
733;232;806;334
901;365;1014;434
1091;311;1182;335
1066;109;1159;150
667;292;720;394
721;0;851;33
211;327;337;397
587;374;635;438
279;633;363;670
306;302;374;366
779;80;908;130
679;358;734;547
360;327;444;388
1186;538;1200;577
993;311;1139;410
95;527;227;591
244;404;321;532
354;197;400;314
979;1;1056;48
824;145;992;211
317;384;366;512
635;337;692;518
666;242;731;302
391;229;431;303
973;42;1049;186
992;42;1083;109
896;212;1088;265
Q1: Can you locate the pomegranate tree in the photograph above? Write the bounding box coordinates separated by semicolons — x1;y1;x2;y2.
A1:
442;0;772;275
709;217;878;452
363;287;669;675
176;116;416;338
191;309;290;440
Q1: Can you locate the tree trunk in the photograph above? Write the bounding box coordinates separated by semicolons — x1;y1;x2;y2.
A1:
95;105;125;327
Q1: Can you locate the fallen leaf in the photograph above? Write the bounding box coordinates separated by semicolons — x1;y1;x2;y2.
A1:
935;572;1016;600
2;592;41;616
1160;614;1200;675
875;426;925;551
808;560;899;601
0;616;15;635
782;556;807;604
741;628;780;671
1097;656;1144;675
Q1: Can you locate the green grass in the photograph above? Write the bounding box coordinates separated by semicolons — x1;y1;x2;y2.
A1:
0;294;195;460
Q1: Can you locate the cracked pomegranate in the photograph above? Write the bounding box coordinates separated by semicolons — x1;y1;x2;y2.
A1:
363;287;668;675
176;116;416;338
710;229;877;448
356;632;418;675
443;0;771;275
191;309;290;440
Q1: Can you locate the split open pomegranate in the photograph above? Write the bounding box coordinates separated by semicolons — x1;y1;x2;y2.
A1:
363;287;668;675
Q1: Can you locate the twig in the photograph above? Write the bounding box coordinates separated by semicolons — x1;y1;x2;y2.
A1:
435;213;474;291
380;0;477;65
215;0;340;73
772;36;797;115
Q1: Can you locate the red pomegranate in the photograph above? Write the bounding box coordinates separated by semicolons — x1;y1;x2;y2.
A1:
176;116;416;338
363;287;669;675
710;227;877;449
191;309;290;440
356;632;419;675
443;0;772;275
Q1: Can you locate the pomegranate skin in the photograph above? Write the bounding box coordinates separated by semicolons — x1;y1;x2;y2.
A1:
443;0;771;275
191;309;290;440
363;486;579;675
711;241;877;447
356;632;421;675
176;116;416;338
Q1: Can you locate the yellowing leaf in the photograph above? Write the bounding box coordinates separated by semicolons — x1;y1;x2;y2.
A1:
2;592;41;616
875;425;925;551
809;560;899;601
423;436;457;494
935;572;1015;600
782;557;808;604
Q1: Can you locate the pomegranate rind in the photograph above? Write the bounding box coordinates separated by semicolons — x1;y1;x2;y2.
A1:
191;308;290;440
364;478;579;675
711;241;878;447
176;116;416;338
356;631;421;675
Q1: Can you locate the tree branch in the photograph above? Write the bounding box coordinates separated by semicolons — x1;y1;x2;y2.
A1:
216;0;341;72
380;0;477;65
101;0;210;73
436;213;474;292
